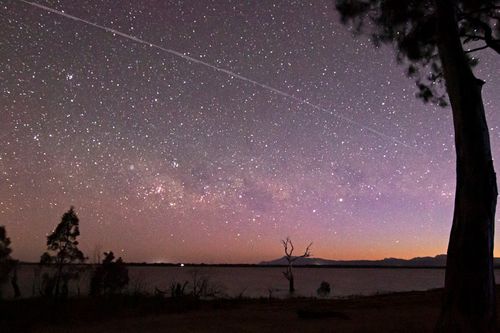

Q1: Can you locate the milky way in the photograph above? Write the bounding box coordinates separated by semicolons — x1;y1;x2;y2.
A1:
1;0;499;263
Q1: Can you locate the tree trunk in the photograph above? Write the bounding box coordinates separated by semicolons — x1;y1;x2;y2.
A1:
285;265;295;293
11;266;20;298
54;260;64;298
434;0;497;332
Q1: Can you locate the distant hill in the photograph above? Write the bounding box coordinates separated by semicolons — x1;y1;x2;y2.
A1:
259;255;454;267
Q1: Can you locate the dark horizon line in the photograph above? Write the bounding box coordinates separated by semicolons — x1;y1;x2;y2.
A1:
17;261;449;268
18;261;500;269
16;252;500;269
16;253;450;266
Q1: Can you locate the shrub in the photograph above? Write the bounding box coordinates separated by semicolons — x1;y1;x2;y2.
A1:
316;281;331;297
169;281;189;298
90;251;129;296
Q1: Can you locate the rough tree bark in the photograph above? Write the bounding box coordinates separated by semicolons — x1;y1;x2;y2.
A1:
434;0;498;331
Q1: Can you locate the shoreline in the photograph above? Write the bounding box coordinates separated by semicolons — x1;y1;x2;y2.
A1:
3;287;497;332
16;262;452;269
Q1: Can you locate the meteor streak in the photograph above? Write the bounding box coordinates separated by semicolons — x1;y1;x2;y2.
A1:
18;0;411;148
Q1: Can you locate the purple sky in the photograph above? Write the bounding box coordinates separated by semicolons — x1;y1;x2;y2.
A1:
1;0;499;263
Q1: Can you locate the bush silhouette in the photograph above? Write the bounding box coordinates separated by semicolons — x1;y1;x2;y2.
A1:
316;281;331;297
90;251;129;296
169;281;189;298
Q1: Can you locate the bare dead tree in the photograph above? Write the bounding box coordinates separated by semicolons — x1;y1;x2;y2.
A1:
281;237;312;293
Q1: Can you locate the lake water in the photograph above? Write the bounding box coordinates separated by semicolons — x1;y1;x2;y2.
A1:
4;265;499;299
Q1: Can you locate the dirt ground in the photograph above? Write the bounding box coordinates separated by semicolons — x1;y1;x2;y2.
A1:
1;288;494;333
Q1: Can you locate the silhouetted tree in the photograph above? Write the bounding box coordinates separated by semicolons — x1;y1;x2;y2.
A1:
335;1;499;331
0;226;12;280
41;206;86;298
0;226;15;298
281;237;312;293
89;251;129;296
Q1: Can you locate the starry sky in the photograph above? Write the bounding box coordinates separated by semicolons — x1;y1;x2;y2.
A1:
1;0;499;263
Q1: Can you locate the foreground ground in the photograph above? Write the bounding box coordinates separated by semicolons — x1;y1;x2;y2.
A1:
2;288;499;332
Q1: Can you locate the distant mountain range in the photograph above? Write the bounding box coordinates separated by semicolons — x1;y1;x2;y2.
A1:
260;255;500;267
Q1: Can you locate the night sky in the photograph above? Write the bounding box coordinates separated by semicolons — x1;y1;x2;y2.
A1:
1;0;499;263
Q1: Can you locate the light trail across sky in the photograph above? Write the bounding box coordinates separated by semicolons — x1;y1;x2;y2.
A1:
18;0;411;148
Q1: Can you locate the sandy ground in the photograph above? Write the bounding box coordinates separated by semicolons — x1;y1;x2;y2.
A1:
1;288;490;333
